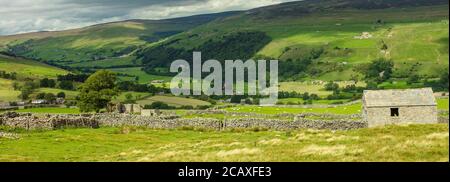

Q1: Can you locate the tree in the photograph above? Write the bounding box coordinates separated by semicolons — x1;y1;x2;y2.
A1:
310;94;320;100
40;78;56;88
302;92;310;100
439;70;449;89
124;93;135;104
36;92;46;99
12;82;20;90
77;70;118;113
244;98;252;104
18;81;37;100
57;92;66;98
48;79;56;88
350;74;360;85
230;95;243;104
324;82;339;91
381;40;388;51
144;101;173;109
59;80;74;90
407;74;420;85
366;81;378;90
44;93;56;103
365;58;394;83
40;78;49;87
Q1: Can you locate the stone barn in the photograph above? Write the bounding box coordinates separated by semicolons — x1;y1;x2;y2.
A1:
362;88;438;127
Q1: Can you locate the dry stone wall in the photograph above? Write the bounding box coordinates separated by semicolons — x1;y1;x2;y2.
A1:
0;112;99;130
94;113;222;129
1;112;367;131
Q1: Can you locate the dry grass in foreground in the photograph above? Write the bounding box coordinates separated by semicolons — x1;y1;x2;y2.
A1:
0;124;448;162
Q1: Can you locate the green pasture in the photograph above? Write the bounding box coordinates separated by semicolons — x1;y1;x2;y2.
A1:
278;98;350;105
33;88;79;100
16;107;80;114
0;78;20;102
0;54;68;79
109;67;172;84
0;124;447;162
225;98;448;115
113;91;153;102
137;95;211;107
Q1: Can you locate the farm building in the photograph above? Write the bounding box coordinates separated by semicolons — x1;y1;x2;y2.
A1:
362;88;438;127
32;100;47;104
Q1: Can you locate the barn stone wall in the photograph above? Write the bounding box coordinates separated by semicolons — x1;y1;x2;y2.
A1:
365;106;438;127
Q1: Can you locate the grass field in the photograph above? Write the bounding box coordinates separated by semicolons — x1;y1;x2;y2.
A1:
31;89;153;103
0;124;447;162
109;67;172;84
137;95;211;107
225;104;362;115
226;98;448;115
0;54;68;79
33;88;79;100
16;107;80;114
0;78;20;102
438;98;449;110
68;56;138;68
279;81;366;96
279;82;332;96
278;98;350;105
113;91;153;102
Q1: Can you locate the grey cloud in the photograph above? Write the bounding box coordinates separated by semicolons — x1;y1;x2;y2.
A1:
0;0;297;35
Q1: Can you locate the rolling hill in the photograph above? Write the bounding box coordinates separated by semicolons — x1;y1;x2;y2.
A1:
0;0;448;82
0;11;238;67
0;54;68;79
0;54;69;102
136;0;449;81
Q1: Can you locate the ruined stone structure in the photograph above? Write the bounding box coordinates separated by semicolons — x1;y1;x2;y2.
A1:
124;104;141;114
362;88;438;127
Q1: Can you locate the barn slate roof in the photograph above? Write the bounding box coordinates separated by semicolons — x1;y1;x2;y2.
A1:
363;88;436;107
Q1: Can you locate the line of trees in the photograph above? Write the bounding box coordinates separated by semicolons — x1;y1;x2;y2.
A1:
0;70;17;80
139;31;272;76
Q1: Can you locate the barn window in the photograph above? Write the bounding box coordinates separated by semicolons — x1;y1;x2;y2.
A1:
390;108;399;117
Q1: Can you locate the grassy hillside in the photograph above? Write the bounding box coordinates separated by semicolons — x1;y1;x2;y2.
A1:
0;124;447;161
16;107;81;114
0;0;448;82
0;54;69;102
137;1;448;81
1;12;238;67
0;78;21;102
108;67;172;84
0;54;68;79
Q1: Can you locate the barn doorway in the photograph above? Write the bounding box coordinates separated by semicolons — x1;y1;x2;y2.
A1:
390;108;399;117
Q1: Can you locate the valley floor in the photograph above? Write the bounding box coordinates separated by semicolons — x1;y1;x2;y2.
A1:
0;124;448;162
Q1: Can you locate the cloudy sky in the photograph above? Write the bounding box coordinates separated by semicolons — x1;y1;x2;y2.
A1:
0;0;298;35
